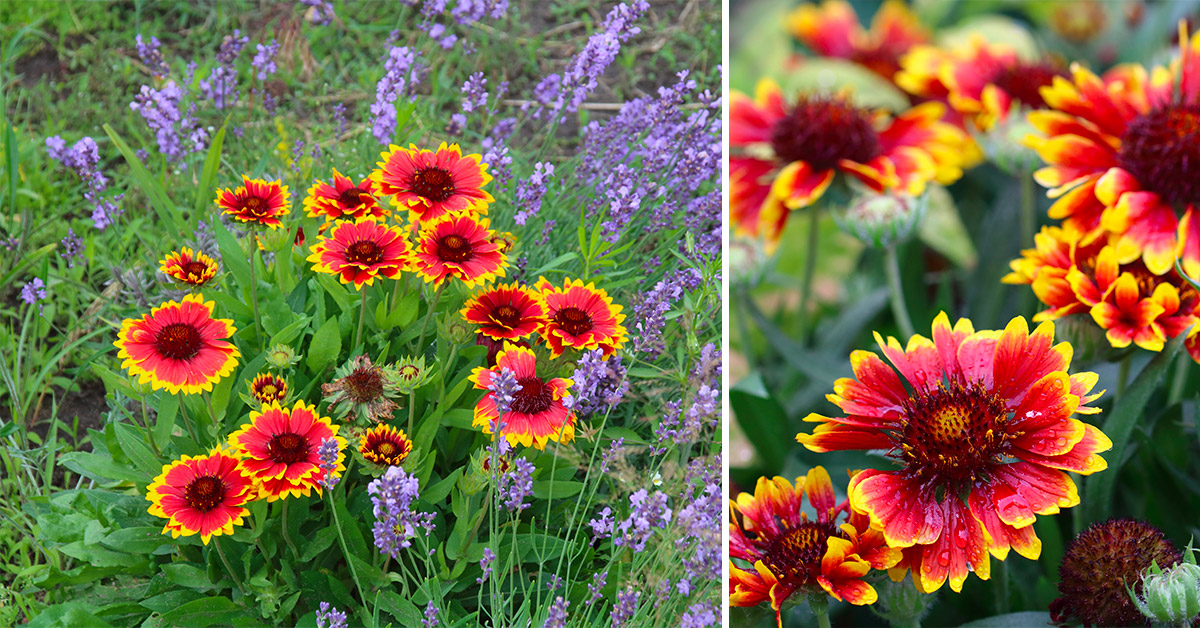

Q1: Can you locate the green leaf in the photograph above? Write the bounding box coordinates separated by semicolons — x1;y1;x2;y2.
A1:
958;612;1055;628
307;316;343;373
140;590;206;614
103;123;181;234
918;185;977;269
194;122;227;219
1084;335;1185;524
27;602;115;628
212;215;252;292
297;525;339;562
113;422;161;477
423;469;463;504
162;563;216;591
58;451;149;484
532;480;583;500
102;527;172;554
376;590;422;626
154;393;178;446
159;597;242;627
730;373;790;471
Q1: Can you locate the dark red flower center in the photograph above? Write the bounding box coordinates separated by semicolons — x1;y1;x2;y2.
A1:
267;432;310;464
182;260;211;279
345;367;385;402
411;167;455;202
346;239;384;265
510;376;553;415
989;61;1064;110
437;234;474;263
376;441;397;457
554;306;593;337
899;380;1008;488
759;521;839;587
184;475;226;512
850;47;902;80
771;96;879;171
254;379;283;402
154;323;204;361
491;304;522;329
339;187;370;207
1118;105;1200;208
241;195;270;218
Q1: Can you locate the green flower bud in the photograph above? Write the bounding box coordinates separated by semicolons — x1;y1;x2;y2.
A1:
265;343;300;369
385;355;436;395
1131;549;1200;626
834;190;927;249
979;115;1040;175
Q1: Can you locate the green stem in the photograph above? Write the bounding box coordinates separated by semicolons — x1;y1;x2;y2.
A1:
203;391;219;443
885;244;916;339
327;493;371;614
354;287;368;350
414;283;444;353
1168;350;1191;405
407;390;415;438
797;208;821;346
213;537;247;596
178;396;201;446
1117;354;1133;399
249;245;263;350
137;400;160;457
995;559;1009;615
810;594;831;628
280;500;299;559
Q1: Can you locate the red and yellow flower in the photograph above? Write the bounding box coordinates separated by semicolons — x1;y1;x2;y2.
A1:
534;277;627;358
797;314;1110;593
897;38;1067;132
307;218;412;289
359;423;413;467
411;213;506;288
729;467;902;626
787;0;930;81
159;247;219;288
115;294;239;395
1024;23;1200;278
216;175;291;229
146;446;255;545
469;344;575;449
248;373;288;405
371;142;494;224
461;282;547;340
730;79;969;244
304;169;388;222
228;400;346;501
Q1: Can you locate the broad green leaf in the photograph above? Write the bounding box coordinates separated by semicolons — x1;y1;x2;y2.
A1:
194;122;227;219
918;185;977;269
211;216;252;292
159;597;242;627
532;480;584;500
58;451;149;484
306;316;342;373
730;373;790;471
103;123;181;233
958;612;1055;628
27;602;115;628
113;421;162;477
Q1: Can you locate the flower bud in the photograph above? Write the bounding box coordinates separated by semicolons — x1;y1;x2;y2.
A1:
1131;551;1200;626
265;343;300;369
834;190;927;249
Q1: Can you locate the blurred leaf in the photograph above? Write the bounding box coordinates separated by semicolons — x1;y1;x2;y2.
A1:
731;373;791;471
780;58;911;112
958;612;1054;627
103;123;182;234
937;16;1039;61
919;185;977;269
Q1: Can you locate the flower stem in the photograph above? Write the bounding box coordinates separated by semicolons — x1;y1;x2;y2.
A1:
407;390;415;438
995;559;1010;615
414;283;444;353
327;493;371;615
213;536;247;596
797;208;821;346
885;244;916;339
354;288;368;350
203;391;219;442
249;245;263;350
1117;353;1133;399
810;593;831;628
178;396;201;446
1168;350;1191;405
280;499;299;559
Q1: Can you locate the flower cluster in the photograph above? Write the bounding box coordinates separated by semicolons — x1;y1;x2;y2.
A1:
368;465;436;558
45;135;124;230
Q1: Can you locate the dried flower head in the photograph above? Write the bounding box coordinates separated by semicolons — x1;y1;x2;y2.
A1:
323;355;401;423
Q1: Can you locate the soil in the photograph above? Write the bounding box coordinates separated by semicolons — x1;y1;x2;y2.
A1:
2;378;109;453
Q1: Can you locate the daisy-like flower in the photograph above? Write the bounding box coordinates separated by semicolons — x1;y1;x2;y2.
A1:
215;175;291;229
248;373;288;405
227;400;347;501
788;0;930;81
897;38;1066;133
322;355;402;422
115;294;240;395
411;212;506;288
146;446;255;545
159;247;219;288
730;80;970;244
304;168;388;222
307;218;412;289
461;282;547;340
371;142;494;224
469;344;575;450
1024;23;1200;278
729;467;902;627
797;313;1111;593
359;423;413;468
535;277;627;359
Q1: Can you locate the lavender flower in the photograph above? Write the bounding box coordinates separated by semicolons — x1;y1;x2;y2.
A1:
610;587;639;627
543;596;569;628
370;46;424;144
600;438;624;474
488;366;519;417
536;220;556;247
613;489;671;552
631;269;703;359
680;601;718;628
201;31;248;109
587;570;608;604
460;72;488;113
316;601;347;628
21;278;47;313
299;0;336;25
317;437;341;489
252;40;281;80
533;2;649;116
476;547;495;584
45;136;123;230
367;465;436;558
498;457;534;511
588;507;613;541
291;139;306;174
546;573;562;591
570;349;629;417
332;102;348;136
60;228;84;268
422;601;439;628
129;82;185;161
135;34;170;77
513;162;554;226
